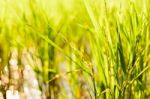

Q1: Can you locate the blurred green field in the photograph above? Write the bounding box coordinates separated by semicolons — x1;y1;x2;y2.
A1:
0;0;150;99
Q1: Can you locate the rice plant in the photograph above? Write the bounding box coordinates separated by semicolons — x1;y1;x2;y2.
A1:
0;0;150;99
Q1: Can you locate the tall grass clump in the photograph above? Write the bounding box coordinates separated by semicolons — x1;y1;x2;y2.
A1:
0;0;150;99
83;0;150;98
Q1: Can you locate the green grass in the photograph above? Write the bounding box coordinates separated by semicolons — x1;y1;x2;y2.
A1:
0;0;150;99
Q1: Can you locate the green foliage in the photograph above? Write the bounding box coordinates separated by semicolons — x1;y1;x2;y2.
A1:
0;0;150;98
